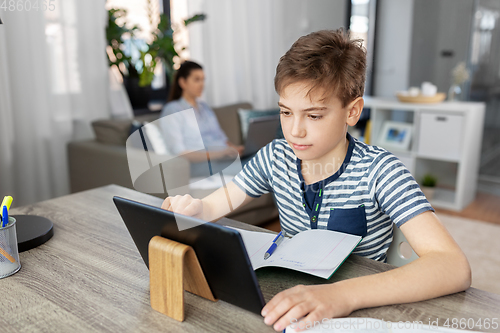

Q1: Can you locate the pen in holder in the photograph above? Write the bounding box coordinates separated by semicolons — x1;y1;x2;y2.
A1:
0;217;21;278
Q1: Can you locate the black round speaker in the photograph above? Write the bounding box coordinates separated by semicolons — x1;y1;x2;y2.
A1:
12;215;54;252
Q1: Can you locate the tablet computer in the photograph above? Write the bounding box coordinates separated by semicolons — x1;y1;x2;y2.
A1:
113;196;266;314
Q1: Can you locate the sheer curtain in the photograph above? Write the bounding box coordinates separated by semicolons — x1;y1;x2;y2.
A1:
183;0;347;109
0;0;109;206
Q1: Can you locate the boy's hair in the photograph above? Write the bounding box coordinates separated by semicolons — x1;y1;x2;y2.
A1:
275;29;366;107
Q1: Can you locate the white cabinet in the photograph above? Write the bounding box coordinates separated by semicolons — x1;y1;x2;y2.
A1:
417;112;464;161
364;97;485;211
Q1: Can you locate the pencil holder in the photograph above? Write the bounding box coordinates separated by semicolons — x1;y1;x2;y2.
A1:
0;217;21;278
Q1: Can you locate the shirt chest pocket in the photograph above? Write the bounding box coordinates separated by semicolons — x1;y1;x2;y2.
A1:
327;206;367;237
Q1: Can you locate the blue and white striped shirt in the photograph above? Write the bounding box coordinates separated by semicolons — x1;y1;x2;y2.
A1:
233;134;434;261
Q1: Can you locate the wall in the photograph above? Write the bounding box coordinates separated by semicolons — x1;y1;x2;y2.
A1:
373;0;414;97
185;1;478;106
409;0;474;93
186;0;346;109
281;0;347;51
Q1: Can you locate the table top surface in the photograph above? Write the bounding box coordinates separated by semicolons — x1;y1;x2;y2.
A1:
1;185;499;332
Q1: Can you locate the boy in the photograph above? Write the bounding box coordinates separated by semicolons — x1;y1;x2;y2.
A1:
162;29;471;331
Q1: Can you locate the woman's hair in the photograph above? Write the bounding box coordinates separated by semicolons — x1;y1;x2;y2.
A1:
168;61;203;101
274;29;366;107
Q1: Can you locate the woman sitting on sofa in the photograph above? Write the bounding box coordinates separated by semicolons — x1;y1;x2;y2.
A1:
160;61;245;177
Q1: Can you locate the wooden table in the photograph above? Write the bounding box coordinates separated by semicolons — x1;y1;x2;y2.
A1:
1;185;499;332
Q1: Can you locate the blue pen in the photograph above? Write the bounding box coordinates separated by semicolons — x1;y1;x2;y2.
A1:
2;205;7;228
264;231;285;260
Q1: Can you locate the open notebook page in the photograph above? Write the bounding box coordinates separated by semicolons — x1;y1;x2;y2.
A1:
228;227;361;279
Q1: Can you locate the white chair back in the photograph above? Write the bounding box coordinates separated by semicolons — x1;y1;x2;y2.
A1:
386;224;419;267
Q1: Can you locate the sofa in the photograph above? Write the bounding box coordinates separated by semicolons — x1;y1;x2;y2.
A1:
67;102;279;226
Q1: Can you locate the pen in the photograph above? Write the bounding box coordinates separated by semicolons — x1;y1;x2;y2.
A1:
264;231;285;260
1;196;13;228
2;205;8;228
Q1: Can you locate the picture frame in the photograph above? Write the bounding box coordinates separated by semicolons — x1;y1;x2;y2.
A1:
377;121;413;152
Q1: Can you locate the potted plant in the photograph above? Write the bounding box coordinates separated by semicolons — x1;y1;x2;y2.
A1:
106;7;205;108
421;174;437;200
106;8;147;108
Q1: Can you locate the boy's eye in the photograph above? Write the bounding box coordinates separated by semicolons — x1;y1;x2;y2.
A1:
279;110;291;116
308;114;322;120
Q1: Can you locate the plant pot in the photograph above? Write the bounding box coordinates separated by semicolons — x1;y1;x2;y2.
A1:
421;186;435;201
123;77;152;109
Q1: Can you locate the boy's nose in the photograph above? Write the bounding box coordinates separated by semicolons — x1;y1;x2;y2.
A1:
290;118;306;138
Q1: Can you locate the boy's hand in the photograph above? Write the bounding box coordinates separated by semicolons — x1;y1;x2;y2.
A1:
261;283;354;332
161;194;204;219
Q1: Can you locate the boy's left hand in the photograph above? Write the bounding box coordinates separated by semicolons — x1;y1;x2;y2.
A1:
261;283;354;331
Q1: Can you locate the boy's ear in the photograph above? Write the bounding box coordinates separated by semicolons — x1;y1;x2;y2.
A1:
346;97;364;127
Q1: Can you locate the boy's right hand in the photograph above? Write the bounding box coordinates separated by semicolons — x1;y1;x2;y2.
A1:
161;194;204;219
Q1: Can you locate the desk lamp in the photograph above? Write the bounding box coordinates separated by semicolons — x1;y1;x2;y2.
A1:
0;16;54;251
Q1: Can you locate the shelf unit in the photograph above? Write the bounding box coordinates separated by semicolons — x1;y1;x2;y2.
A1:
364;97;485;211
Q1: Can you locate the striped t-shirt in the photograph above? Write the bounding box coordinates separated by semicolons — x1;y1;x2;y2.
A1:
233;134;434;261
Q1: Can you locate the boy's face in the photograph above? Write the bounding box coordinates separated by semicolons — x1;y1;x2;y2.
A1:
278;81;362;165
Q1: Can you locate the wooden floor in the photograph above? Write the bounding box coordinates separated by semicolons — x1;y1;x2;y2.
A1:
261;191;500;232
434;191;500;225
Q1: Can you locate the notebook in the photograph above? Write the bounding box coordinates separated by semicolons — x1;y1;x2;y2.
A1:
228;227;362;279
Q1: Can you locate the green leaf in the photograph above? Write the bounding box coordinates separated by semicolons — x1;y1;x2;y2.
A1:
184;13;207;26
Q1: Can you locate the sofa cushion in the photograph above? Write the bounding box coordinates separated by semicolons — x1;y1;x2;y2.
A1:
91;112;162;147
92;119;133;146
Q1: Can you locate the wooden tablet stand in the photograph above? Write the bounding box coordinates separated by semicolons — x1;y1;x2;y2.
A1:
148;236;217;321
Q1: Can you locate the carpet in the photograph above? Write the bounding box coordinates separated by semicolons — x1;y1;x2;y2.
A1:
438;213;500;295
